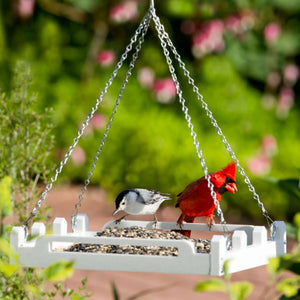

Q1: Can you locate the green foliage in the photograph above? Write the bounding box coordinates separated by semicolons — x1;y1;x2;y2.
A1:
229;282;253;300
0;240;89;300
111;282;120;300
268;249;300;298
196;213;300;300
163;0;195;17
41;261;74;282
0;63;91;299
195;259;253;300
195;279;227;292
0;61;54;225
0;176;12;218
268;217;300;277
295;214;300;243
277;277;300;298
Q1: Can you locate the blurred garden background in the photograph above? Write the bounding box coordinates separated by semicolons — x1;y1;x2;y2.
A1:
1;0;300;225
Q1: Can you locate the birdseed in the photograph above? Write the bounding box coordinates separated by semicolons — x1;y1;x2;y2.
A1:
63;227;211;256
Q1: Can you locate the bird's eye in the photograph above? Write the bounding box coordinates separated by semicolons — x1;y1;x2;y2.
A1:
226;177;235;183
121;201;125;205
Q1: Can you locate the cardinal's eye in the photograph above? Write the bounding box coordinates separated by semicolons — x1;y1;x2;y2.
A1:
226;177;235;183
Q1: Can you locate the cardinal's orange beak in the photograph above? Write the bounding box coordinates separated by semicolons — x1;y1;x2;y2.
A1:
226;182;237;193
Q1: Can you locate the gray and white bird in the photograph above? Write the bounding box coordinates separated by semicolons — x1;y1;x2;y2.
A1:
113;188;171;224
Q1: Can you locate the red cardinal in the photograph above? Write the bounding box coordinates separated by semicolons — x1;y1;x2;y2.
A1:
175;162;237;237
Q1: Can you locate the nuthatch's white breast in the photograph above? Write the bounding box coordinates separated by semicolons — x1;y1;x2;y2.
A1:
113;188;171;223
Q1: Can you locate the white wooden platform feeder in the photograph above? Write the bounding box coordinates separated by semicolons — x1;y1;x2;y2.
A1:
11;0;287;276
10;214;286;276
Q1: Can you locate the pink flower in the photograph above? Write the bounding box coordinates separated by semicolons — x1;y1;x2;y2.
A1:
248;153;271;175
153;78;177;104
91;113;107;130
262;135;277;157
209;19;225;36
192;20;225;58
264;22;281;43
138;67;155;89
109;0;138;23
16;0;35;19
283;64;299;86
276;87;294;118
71;147;86;165
97;50;116;67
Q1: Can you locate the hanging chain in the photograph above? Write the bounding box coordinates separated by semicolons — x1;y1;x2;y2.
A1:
71;10;152;230
24;2;273;233
151;10;273;226
23;9;153;233
152;8;225;224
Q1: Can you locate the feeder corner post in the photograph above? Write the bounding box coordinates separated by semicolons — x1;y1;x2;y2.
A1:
210;235;227;276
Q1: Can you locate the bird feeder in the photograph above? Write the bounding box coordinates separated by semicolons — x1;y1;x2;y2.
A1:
11;215;286;275
10;0;286;275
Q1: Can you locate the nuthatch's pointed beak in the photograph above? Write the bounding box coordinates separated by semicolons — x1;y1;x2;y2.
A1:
112;208;120;216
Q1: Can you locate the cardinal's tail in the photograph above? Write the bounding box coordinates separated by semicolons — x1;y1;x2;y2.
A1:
173;214;195;238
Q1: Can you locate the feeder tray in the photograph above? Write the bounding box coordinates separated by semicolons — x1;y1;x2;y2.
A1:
10;214;286;276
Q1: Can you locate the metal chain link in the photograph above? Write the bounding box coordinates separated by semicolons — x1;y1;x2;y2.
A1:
152;8;225;224
24;9;153;232
71;10;152;230
151;9;273;226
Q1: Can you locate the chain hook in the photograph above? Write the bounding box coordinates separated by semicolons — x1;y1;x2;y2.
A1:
71;214;77;232
71;203;80;232
270;222;276;240
22;224;29;239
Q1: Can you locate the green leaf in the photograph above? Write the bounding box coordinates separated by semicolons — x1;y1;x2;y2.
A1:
111;282;120;300
268;257;281;275
55;282;62;291
42;261;74;282
277;277;300;297
0;237;19;261
71;294;84;300
195;279;227;292
0;260;20;277
223;260;232;280
294;213;300;228
294;213;300;243
268;254;300;275
80;276;88;290
66;288;74;296
164;0;195;17
25;284;40;296
229;282;253;300
0;176;12;217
